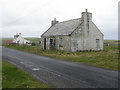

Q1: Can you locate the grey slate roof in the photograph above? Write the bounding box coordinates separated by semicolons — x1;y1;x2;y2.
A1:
42;18;82;37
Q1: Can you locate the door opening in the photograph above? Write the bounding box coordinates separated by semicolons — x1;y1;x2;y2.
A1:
50;38;55;49
44;38;46;49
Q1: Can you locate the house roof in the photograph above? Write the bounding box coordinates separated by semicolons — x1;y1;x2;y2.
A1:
6;40;13;44
41;18;82;37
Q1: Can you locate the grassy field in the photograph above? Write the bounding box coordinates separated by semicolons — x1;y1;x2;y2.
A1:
2;60;49;88
0;38;2;46
25;37;40;45
104;40;119;46
0;59;2;89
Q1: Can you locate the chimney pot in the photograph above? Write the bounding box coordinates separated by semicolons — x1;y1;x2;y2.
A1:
51;18;58;26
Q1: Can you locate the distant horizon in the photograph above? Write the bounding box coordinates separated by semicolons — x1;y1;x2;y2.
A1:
1;36;118;40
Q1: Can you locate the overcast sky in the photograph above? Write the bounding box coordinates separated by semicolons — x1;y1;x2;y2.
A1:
0;0;119;40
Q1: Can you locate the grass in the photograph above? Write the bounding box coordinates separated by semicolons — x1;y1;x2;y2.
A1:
104;40;119;46
0;38;2;46
0;59;2;89
5;43;119;70
25;37;40;45
2;60;49;88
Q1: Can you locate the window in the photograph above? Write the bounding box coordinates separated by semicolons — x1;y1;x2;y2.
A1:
96;39;100;49
50;39;53;45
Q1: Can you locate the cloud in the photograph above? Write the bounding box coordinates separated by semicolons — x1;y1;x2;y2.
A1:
1;0;119;40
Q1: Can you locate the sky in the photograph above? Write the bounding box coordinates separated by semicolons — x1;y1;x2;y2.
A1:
0;0;119;40
118;1;120;40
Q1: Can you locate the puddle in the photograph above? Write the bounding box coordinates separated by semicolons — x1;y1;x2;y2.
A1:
32;68;40;71
20;62;24;63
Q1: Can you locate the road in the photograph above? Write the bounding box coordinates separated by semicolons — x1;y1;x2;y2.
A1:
2;47;118;88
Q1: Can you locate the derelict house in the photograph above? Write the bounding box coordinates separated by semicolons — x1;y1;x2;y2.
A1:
41;9;104;52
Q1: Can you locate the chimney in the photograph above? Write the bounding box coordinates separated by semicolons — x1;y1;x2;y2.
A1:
85;9;87;12
51;18;59;26
19;33;21;35
14;33;19;39
81;9;92;22
81;9;92;37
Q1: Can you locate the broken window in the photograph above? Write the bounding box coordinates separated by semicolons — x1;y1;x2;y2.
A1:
50;38;55;46
50;39;53;45
50;38;56;49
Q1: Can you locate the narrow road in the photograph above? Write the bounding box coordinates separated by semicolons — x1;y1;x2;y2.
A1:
2;47;118;88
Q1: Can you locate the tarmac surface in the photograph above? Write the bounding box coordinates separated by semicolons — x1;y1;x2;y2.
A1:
2;47;118;88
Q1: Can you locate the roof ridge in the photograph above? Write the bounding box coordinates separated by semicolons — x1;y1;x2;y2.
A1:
59;18;81;23
41;18;82;37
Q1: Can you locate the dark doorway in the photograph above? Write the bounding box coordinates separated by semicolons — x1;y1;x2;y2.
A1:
44;38;46;49
50;38;55;49
50;39;53;45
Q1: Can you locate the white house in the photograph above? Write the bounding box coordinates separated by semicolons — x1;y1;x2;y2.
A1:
13;33;32;45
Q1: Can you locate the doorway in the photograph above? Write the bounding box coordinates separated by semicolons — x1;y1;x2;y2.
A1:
44;38;46;49
50;38;55;49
